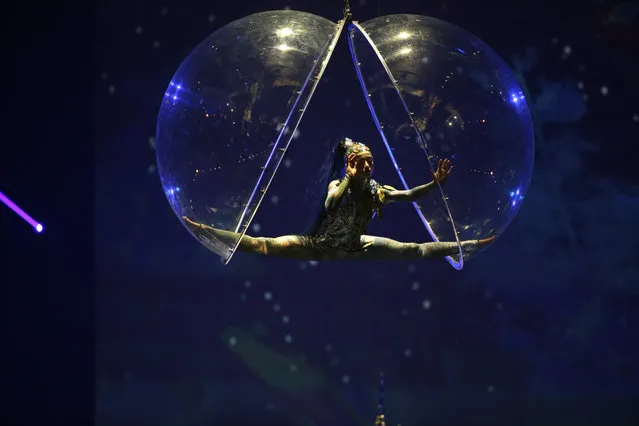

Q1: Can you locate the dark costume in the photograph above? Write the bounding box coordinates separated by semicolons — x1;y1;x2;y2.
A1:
181;137;490;262
306;178;385;252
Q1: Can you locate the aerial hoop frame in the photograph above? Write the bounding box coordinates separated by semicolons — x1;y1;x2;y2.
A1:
347;20;464;270
225;14;464;269
223;18;347;265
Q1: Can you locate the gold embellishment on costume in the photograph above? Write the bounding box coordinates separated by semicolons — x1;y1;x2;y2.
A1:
377;184;397;207
377;187;386;204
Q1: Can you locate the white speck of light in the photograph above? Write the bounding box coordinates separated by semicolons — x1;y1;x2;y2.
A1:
244;280;251;288
411;281;420;291
229;336;237;346
208;14;216;23
153;41;161;49
284;334;293;343
108;85;116;95
240;293;247;301
135;26;143;35
264;292;272;301
284;6;292;10
308;260;319;267
270;195;280;205
633;114;638;123
283;158;293;168
148;136;156;150
282;315;290;324
404;349;412;357
577;81;584;90
290;364;297;372
273;304;281;312
407;264;416;273
342;375;350;384
252;223;261;233
601;86;609;96
487;385;495;393
421;56;429;64
563;45;572;55
422;299;431;310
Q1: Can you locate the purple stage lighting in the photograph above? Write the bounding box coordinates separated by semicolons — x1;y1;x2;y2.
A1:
0;191;44;233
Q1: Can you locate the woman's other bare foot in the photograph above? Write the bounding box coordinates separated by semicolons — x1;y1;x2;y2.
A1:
477;235;497;247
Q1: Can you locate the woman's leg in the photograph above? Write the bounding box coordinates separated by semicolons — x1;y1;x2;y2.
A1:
183;217;319;260
347;235;496;261
183;217;494;261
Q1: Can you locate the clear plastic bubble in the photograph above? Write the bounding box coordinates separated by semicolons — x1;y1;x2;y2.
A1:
157;11;534;270
349;15;534;268
156;11;342;263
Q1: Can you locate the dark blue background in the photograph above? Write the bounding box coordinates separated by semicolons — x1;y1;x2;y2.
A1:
2;0;638;425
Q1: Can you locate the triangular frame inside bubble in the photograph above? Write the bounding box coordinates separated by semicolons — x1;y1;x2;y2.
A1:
226;16;463;270
223;18;347;264
346;20;464;270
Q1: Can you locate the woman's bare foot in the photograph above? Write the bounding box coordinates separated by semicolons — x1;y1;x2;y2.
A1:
477;235;497;247
182;216;203;230
183;216;228;248
182;216;216;238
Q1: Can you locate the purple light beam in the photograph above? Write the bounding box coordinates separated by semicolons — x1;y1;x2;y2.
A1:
0;191;44;233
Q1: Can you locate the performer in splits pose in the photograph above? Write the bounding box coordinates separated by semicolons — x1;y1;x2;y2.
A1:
184;137;495;261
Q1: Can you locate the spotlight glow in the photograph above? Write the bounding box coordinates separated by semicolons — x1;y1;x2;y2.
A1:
0;191;44;233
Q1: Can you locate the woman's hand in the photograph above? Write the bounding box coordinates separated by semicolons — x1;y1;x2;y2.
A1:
432;158;453;184
346;153;359;177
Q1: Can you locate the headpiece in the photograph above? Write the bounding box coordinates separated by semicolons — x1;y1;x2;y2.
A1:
342;137;370;160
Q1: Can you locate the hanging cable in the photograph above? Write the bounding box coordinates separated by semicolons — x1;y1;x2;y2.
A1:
375;370;386;425
341;2;385;424
375;274;387;425
343;0;353;22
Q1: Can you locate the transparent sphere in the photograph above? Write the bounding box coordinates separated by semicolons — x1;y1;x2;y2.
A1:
349;15;534;268
156;11;341;263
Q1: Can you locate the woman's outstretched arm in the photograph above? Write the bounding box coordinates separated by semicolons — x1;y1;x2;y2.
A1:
381;158;452;204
